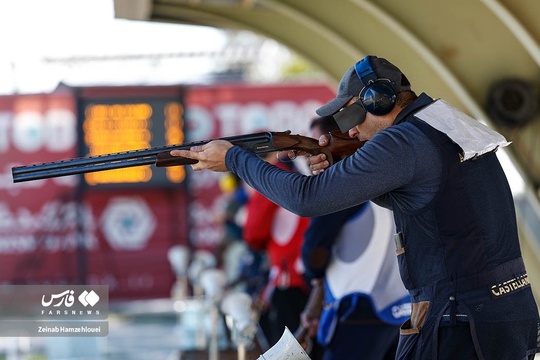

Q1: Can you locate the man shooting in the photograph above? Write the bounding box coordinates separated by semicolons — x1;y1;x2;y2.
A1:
170;55;540;359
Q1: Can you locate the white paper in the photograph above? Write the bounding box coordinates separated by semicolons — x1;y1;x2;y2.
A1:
414;99;511;161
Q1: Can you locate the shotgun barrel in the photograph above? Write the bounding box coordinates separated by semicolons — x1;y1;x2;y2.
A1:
12;131;278;183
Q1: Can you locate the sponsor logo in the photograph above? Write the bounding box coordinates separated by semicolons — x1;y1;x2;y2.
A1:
490;273;530;298
100;197;155;250
392;302;412;319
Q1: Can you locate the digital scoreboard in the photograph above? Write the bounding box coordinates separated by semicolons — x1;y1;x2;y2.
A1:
77;86;187;187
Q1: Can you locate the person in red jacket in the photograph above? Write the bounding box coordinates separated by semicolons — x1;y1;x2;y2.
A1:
243;152;311;347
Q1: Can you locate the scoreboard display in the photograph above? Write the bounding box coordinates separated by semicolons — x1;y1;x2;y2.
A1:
77;86;187;187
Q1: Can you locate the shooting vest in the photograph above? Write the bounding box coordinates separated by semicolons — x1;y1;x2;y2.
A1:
393;97;539;359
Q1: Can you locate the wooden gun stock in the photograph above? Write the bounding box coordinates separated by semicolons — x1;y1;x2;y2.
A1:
325;131;367;162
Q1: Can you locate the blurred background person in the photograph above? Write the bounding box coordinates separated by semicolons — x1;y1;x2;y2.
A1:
217;172;269;296
242;151;311;348
216;172;250;286
300;116;411;360
218;172;248;247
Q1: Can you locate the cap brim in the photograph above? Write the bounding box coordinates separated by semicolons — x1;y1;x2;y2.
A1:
316;95;353;117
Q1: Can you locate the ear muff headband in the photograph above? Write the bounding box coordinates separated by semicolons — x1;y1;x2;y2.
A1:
354;57;397;116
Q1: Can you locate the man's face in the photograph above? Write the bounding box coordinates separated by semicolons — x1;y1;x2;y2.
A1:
346;100;397;142
336;94;397;141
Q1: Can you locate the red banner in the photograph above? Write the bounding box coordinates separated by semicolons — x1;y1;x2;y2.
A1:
0;83;335;300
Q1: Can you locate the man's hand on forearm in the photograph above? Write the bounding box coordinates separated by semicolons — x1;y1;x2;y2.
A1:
170;140;233;172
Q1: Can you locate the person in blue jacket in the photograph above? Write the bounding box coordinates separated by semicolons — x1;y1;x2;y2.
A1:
171;55;540;359
300;115;410;360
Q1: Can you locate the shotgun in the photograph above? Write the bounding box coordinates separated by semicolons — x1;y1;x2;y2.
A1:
12;130;364;183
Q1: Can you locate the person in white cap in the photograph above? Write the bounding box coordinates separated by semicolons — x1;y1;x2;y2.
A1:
170;55;540;360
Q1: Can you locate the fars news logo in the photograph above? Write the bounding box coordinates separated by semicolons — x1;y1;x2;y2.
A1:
41;288;103;316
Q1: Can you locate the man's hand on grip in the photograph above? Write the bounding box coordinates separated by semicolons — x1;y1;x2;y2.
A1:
306;134;332;175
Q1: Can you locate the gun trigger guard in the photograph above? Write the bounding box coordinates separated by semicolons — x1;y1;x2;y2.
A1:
276;150;297;162
288;150;298;160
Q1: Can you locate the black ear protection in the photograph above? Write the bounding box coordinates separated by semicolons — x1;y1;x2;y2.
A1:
354;56;397;116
